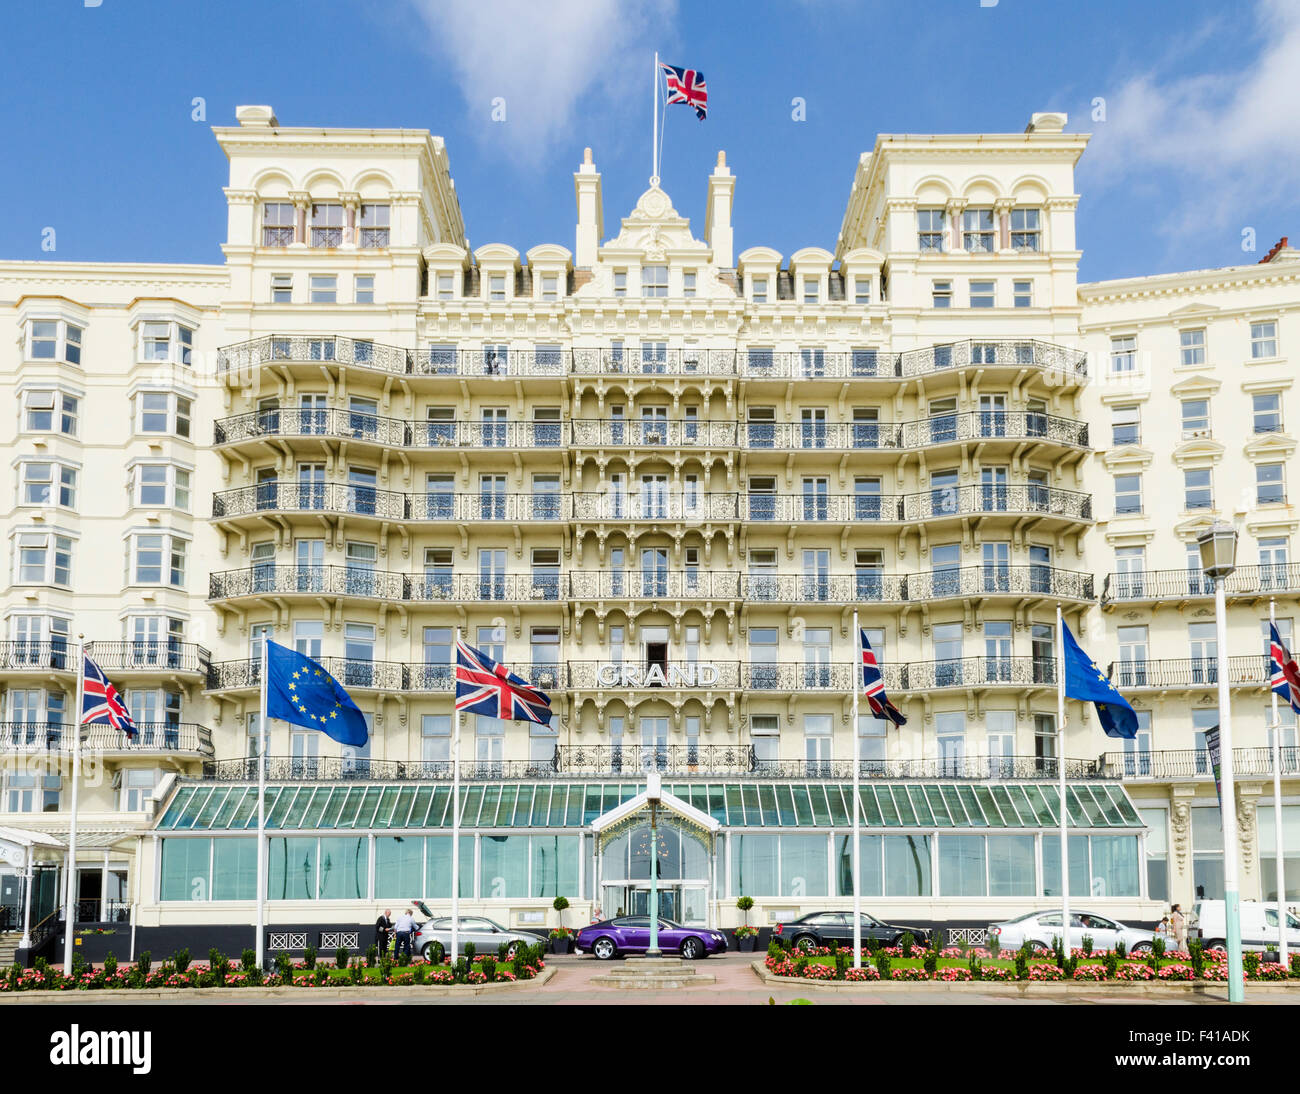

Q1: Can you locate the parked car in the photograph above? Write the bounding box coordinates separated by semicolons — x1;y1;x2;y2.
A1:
574;916;728;960
409;903;547;960
1190;900;1300;952
774;910;931;952
989;910;1154;953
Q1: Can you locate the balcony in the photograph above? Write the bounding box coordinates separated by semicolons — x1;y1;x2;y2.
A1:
740;411;1089;453
0;640;74;675
751;756;1107;780
571;347;736;377
407;573;564;604
217;336;413;376
571;491;738;522
568;661;738;689
1103;746;1300;781
1106;656;1267;691
905;566;1094;602
896;339;1088;381
0;721;214;757
1101;563;1300;605
411;347;568;378
570;419;738;448
558;744;755;776
83;641;210;677
206;659;565;694
212;484;570;523
569;570;742;600
209;565;406;602
200;757;555;782
901;657;1055;691
214;410;569;450
738;485;1092;525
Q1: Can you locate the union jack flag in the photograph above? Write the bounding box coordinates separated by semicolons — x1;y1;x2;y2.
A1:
454;639;552;726
860;629;906;726
82;654;137;738
661;62;708;120
1270;623;1300;715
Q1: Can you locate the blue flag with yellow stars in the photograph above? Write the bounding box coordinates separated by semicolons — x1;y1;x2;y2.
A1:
1062;622;1138;740
265;640;368;747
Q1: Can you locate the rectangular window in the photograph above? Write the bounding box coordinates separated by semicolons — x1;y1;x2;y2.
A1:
1013;280;1033;308
20;462;76;508
143;322;171;361
271;273;292;303
642;265;668;297
310;202;344;247
853;277;871;305
962;207;995;252
932;280;952;308
969;280;995;308
1181;399;1210;436
750;276;768;303
1251;321;1278;359
262;202;294;246
613;270;627;297
130;534;186;587
1111;405;1140;446
803;277;819;304
917;208;945;252
1114;474;1142;515
1110;335;1136;374
1253;392;1283;433
309;275;337;304
436;272;456;299
1009;207;1040;251
15;533;72;586
136;392;191;438
489;274;506;301
30;321;58;359
354;275;374;304
1184;468;1213;510
1179;328;1206;366
1258;462;1285;505
358;203;390;247
541;274;559;301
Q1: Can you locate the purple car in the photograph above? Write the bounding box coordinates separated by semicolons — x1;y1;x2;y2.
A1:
575;916;729;960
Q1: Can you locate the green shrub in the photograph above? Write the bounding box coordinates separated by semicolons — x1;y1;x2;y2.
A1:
135;951;152;978
414;962;427;984
552;896;570;925
209;949;229;979
303;945;317;970
1081;934;1093;957
1063;955;1078;977
988;934;1001;960
899;932;915;958
71;952;88;979
828;938;839;954
968;953;981;980
1115;938;1127;960
1103;951;1119;979
314;967;328;986
865;936;880;955
876;952;891;980
482;956;497;981
834;951;849;980
1152;936;1165;959
240;949;256;973
1189;938;1205;979
736;895;755;925
365;943;378;968
335;946;348;969
498;941;509;962
349;962;363;984
104;952;118;979
923;948;938;975
1015;945;1029;981
453;956;468;984
793;955;809;976
173;948;191;974
275;952;292;983
1244;950;1261;978
8;963;22;990
767;940;784;961
464;941;476;966
423;940;444;965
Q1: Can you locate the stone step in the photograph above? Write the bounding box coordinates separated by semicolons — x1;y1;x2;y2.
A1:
589;974;716;989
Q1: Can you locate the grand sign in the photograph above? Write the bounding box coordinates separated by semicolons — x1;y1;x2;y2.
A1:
596;662;720;687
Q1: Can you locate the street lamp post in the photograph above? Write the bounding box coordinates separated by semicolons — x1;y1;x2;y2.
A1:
1198;522;1244;1003
646;772;662;958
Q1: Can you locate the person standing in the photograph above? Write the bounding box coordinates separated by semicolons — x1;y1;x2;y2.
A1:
1170;904;1187;951
393;907;416;960
375;908;393;957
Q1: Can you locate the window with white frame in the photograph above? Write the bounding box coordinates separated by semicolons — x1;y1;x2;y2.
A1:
1253;392;1283;433
932;280;952;308
121;769;157;812
1009;207;1040;251
27;319;83;364
1179;328;1206;366
613;270;627;297
22;389;79;435
853;277;871;305
803;277;819;304
1258;462;1285;505
1180;398;1210;436
309;275;337;304
750;276;768;302
310;202;344;247
262;202;294;246
1184;468;1213;510
1013;280;1033;308
969;280;995;308
1251;320;1278;359
540;274;559;301
358;203;390;247
129;533;187;586
917;208;945;251
962;207;995;252
421;714;451;767
1114;473;1142;515
642;265;668;297
1111;404;1140;446
141;321;193;365
133;463;191;510
19;462;77;508
683;270;697;297
271;273;292;303
135;391;191;438
435;272;456;299
354;275;374;304
4;772;62;813
14;533;72;585
1110;335;1137;374
489;274;506;301
751;714;780;764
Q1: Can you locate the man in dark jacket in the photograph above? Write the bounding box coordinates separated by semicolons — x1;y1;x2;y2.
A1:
375;909;393;956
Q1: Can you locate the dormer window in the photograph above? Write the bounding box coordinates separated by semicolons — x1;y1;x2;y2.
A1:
436;273;456;300
359;204;389;248
489;274;507;301
642;265;668;298
803;277;819;304
854;278;871;305
310;203;344;247
541;275;559;301
262;202;295;246
751;277;768;303
614;270;627;298
27;320;82;365
683;270;697;297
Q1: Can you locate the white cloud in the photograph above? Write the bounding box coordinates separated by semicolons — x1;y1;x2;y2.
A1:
1079;0;1300;242
407;0;675;161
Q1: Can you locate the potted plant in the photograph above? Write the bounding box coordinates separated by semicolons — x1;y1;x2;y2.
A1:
550;926;575;954
736;896;756;951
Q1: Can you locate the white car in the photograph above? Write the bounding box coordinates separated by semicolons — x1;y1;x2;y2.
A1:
989;910;1155;953
1190;900;1300;952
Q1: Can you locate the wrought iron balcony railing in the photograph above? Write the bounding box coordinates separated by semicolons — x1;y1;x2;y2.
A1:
0;721;213;756
571;348;737;377
569;570;743;600
741;573;909;603
558;744;756;776
904;566;1094;602
0;640;74;672
406;573;564;603
412;347;568;377
214;409;570;450
570;419;739;448
1101;563;1300;604
899;657;1056;691
207;657;408;692
83;641;211;675
217;336;413;376
1103;746;1300;781
901;483;1093;522
751;756;1107;780
1106;656;1267;690
212;484;571;523
570;491;739;522
896;339;1088;379
741;412;1088;452
200;757;557;782
209;565;406;602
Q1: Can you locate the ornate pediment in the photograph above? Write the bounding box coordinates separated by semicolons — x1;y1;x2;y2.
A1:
603;183;710;258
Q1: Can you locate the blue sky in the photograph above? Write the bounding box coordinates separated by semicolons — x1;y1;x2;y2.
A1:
2;0;1297;282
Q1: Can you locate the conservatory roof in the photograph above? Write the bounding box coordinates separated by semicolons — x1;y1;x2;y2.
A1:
154;780;1144;833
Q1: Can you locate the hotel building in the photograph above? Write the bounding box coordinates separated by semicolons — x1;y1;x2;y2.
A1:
0;105;1295;959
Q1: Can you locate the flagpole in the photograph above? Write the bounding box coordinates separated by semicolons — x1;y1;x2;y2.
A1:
451;627;461;965
1270;598;1288;966
851;611;862;969
1056;604;1070;956
62;633;85;972
652;51;660;184
255;637;269;968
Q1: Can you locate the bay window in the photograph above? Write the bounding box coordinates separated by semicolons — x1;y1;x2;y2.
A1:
15;533;73;585
129;533;187;587
27;319;83;364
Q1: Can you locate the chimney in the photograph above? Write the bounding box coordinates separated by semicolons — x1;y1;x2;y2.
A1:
1259;236;1291;264
705;151;735;269
236;104;278;128
1025;111;1067;133
573;147;603;269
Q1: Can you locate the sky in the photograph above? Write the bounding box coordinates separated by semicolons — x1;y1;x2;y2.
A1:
1;0;1297;282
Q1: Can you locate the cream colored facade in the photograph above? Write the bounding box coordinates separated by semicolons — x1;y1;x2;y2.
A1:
0;105;1292;948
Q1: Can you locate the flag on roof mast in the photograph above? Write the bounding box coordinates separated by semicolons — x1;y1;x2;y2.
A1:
1061;621;1138;739
660;62;708;119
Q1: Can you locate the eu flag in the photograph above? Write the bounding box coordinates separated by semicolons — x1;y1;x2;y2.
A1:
264;640;369;747
1062;622;1138;739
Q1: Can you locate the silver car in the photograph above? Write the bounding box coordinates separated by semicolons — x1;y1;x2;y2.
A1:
409;903;547;960
989;910;1155;953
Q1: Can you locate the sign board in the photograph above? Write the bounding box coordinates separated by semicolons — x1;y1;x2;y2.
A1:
596;662;719;687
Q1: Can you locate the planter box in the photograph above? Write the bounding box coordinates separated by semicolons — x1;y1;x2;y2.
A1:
551;937;572;955
737;935;757;952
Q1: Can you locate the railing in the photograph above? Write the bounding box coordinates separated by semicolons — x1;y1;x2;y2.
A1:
897;339;1088;379
741;572;908;603
411;348;568;378
902;484;1093;522
1106;656;1267;690
215;410;570;450
209;565;406;602
206;659;565;693
752;756;1108;780
904;657;1056;690
217;336;413;376
567;661;742;689
83;641;210;675
904;566;1094;602
0;641;74;672
739;412;1088;452
76;899;131;924
1101;563;1300;604
212;485;570;523
736;350;897;379
0;721;214;755
569;570;743;600
571;348;736;377
571;491;739;522
1103;746;1300;781
570;419;739;448
407;573;564;603
558;744;756;776
201;757;557;781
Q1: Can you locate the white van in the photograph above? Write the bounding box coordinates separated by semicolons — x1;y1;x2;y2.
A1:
1190;900;1300;952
